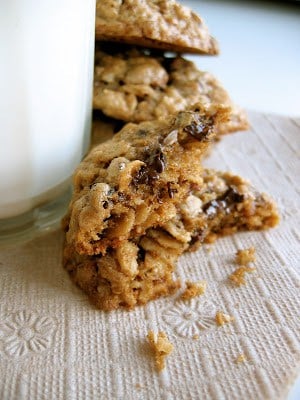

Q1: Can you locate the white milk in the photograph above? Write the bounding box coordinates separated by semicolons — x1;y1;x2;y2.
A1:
0;0;95;218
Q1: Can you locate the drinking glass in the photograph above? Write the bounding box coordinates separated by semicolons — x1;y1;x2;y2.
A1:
0;0;96;245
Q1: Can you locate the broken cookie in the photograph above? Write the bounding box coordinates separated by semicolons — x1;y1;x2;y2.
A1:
63;105;228;256
63;169;279;310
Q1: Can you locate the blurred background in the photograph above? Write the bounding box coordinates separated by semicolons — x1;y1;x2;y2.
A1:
180;0;300;116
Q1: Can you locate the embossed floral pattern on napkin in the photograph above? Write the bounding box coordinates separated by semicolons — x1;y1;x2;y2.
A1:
0;311;56;357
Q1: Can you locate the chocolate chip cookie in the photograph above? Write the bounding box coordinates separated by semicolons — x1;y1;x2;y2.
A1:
63;169;279;311
95;0;218;55
63;104;229;256
93;48;248;134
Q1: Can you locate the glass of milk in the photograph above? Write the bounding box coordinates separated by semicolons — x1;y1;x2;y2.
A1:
0;0;96;245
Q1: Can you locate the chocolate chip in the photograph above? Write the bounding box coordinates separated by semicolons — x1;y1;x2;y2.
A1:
183;121;211;141
148;171;160;182
152;149;166;173
102;201;109;209
220;187;244;204
204;187;244;219
132;165;148;186
132;147;166;187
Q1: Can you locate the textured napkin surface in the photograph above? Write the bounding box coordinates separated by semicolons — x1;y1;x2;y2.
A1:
0;112;299;400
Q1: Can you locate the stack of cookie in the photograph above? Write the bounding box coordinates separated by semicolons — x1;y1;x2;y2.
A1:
91;0;249;145
62;0;279;311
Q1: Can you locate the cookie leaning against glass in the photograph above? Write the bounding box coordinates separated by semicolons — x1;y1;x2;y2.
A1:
63;169;279;311
62;104;229;256
95;0;219;55
93;47;248;135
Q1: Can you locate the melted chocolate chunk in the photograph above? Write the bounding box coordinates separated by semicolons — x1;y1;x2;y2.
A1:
204;186;244;218
220;187;244;204
132;165;148;186
183;121;211;141
132;147;166;187
148;171;160;182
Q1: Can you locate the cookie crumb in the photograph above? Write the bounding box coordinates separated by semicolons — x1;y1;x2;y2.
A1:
215;311;234;326
180;280;207;300
229;266;256;286
147;330;173;372
193;334;199;340
235;247;256;266
235;353;247;363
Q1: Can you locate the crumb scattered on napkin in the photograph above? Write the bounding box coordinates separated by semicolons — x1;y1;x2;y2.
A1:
180;280;207;300
215;311;234;326
236;246;256;266
229;266;256;286
147;330;173;372
235;353;248;363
